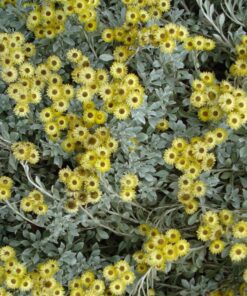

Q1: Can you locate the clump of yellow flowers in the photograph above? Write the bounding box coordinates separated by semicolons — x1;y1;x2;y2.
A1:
69;270;105;296
20;190;48;216
209;283;247;296
0;245;63;295
102;0;215;60
26;0;100;39
0;32;37;114
133;224;190;272
119;173;139;202
59;167;103;212
190;72;247;130
103;260;136;295
11;141;40;165
38;48;144;208
7;53;62;118
197;210;247;262
0;246;32;294
67;48;145;120
163;127;228;214
230;35;247;77
0;176;14;202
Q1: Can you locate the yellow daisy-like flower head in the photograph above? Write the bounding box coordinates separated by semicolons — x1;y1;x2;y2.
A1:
190;92;207;108
121;270;135;285
102;28;115;43
147;249;165;267
0;246;16;261
202;211;219;227
209;239;225;254
156;118;169;131
199;72;215;85
109;279;126;296
110;62;128;79
219;93;236;113
184;199;199;215
20;196;34;212
227;112;242;130
114;104;131;120
233;221;247;239
172;137;187;152
120;173;139;188
91;279;105;295
0;176;13;189
103;265;118;282
64;198;79;214
213;128;228;144
229;243;247;262
219;209;234;226
80;271;95;288
120;187;136;202
165;229;181;243
176;239;190;257
197;225;211;241
164;244;179;261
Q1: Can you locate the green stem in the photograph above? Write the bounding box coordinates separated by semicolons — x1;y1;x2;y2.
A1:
80;206;131;237
21;161;54;199
5;200;42;228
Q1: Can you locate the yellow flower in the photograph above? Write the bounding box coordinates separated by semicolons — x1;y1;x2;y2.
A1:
64;199;79;214
110;62;127;79
202;211;219;227
197;225;211;241
190;92;207;108
184;199;199;215
193;36;205;50
198;107;210;122
164;244;179;261
33;203;48;215
176;239;190;257
138;224;150;236
79;271;94;288
120;173;139;188
233;221;247;239
20;196;34;212
219;210;234;226
192;180;206;197
0;246;16;261
227;112;242;130
156;118;169;131
136;263;148;274
19;275;33;291
91;279;105;295
5;274;20;289
165;229;181;243
103;265;118;282
199;72;216;85
163;147;179;166
119;187;136;202
229;243;247;262
102;29;115;43
121;271;135;285
67;174;82;191
115;260;130;275
109;279;126;295
147;249;165;267
209;240;225;254
213;128;228;144
219;93;236;112
114;104;130;120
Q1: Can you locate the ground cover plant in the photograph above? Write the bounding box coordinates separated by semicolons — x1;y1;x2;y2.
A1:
0;0;247;295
